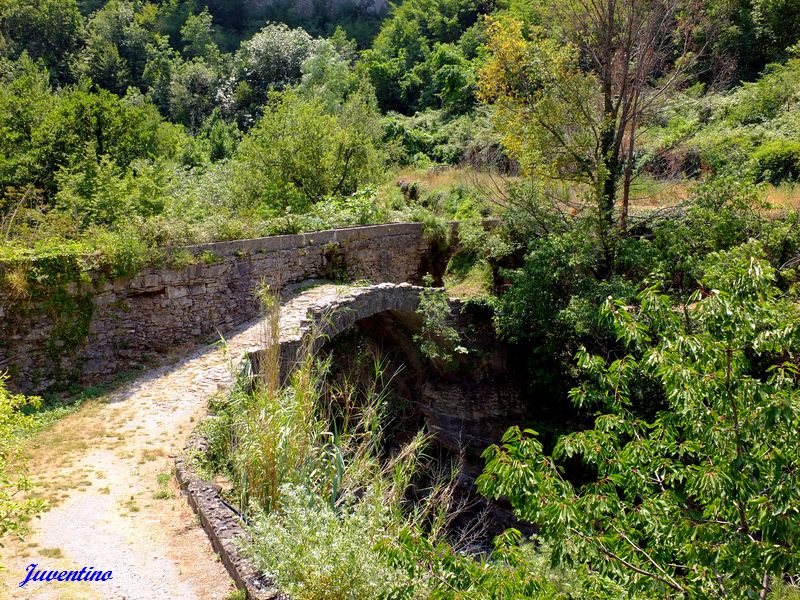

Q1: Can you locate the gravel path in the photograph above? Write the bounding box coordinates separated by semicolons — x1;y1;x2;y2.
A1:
2;282;352;600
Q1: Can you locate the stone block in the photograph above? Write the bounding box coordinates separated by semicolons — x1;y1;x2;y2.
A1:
144;274;162;288
161;270;185;286
94;292;117;307
206;263;229;278
167;286;189;299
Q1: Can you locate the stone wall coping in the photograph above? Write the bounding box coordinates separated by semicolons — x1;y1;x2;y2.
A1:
175;433;285;600
174;222;432;258
0;219;499;271
173;219;505;259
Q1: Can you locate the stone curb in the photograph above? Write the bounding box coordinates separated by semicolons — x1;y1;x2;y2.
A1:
175;433;286;600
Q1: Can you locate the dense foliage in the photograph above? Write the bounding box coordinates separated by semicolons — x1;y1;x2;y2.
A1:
481;244;800;598
0;377;46;561
3;0;800;596
1;0;797;261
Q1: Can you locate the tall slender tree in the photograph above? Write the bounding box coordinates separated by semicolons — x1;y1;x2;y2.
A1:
480;0;709;246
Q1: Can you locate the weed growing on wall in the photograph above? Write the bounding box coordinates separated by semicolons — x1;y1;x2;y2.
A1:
414;276;466;369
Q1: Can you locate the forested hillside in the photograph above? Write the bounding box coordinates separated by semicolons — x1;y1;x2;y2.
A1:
1;0;799;269
3;0;800;598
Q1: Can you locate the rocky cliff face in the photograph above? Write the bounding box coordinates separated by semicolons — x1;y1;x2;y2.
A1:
244;0;390;20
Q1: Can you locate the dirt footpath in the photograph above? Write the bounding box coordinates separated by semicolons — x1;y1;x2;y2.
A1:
1;282;350;600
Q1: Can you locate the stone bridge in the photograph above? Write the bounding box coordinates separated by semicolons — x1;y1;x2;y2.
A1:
178;280;434;599
177;279;527;600
2;222;456;393
241;279;524;457
246;281;428;384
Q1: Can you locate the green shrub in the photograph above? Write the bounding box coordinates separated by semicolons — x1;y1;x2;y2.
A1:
648;59;800;176
752;139;800;184
381;108;500;166
651;173;768;295
231;89;385;214
245;484;422;600
722;59;800;126
307;187;388;227
0;375;46;554
414;282;465;367
399;206;451;251
480;243;800;598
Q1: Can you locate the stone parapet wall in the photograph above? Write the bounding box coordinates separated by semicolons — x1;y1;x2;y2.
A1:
175;432;283;600
0;223;448;392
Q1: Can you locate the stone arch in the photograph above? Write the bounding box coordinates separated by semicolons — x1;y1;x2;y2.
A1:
245;283;427;382
244;281;528;467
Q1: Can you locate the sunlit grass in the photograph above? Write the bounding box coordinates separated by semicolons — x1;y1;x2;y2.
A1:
390;166;800;217
445;258;492;300
765;182;800;210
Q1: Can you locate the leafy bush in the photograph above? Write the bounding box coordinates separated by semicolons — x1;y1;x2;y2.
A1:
653;58;800;176
245;484;421;600
0;375;46;554
480;242;800;598
493;223;641;394
306;187;388;227
413;282;465;366
752;139;800;183
650;173;768;295
231;90;385;213
382;108;501;166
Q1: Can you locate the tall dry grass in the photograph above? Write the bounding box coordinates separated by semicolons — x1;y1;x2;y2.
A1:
225;283;327;515
204;286;510;599
765;183;800;211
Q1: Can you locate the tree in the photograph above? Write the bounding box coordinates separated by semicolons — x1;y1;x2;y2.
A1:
479;1;706;239
0;56;55;197
74;0;161;93
234;23;317;109
0;0;84;83
0;75;178;203
362;0;485;113
168;58;218;131
231;89;384;213
299;38;359;112
422;42;477;113
180;8;222;67
78;32;131;94
200;109;241;162
708;0;800;82
479;242;800;599
141;34;180;114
